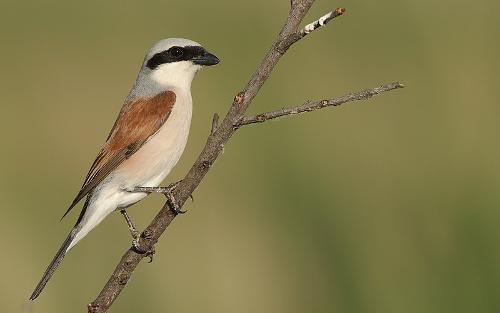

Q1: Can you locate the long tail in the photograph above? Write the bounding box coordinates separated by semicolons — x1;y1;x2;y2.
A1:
30;194;111;300
29;225;81;300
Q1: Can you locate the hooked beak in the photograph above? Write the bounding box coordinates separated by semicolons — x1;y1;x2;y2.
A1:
192;51;220;66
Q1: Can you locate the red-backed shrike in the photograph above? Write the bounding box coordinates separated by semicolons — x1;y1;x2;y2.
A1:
30;38;219;300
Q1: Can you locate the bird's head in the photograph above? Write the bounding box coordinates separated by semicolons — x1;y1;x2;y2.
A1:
141;38;219;89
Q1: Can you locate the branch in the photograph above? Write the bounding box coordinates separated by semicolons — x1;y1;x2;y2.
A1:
276;7;345;53
87;2;402;312
302;8;346;35
236;82;404;127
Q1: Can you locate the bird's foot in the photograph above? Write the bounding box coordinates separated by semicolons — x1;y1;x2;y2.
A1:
120;209;154;259
145;246;156;263
131;241;155;263
120;209;141;239
129;232;155;261
132;235;141;250
163;181;186;215
131;181;189;215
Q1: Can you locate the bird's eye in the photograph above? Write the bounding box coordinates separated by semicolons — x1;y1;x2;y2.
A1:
170;47;184;59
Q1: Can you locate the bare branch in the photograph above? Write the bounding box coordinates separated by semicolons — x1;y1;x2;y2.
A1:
301;8;346;36
236;82;404;127
87;1;402;312
276;7;345;54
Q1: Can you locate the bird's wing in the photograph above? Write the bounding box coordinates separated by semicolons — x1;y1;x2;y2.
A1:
61;90;176;220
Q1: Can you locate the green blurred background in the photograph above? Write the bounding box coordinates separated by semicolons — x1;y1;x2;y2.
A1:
1;0;500;312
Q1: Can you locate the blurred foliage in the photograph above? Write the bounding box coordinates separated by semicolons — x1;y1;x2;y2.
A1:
1;0;500;312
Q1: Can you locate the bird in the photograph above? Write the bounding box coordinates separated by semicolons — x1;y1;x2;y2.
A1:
29;38;219;300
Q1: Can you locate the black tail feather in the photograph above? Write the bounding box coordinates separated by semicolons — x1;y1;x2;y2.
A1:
29;227;79;300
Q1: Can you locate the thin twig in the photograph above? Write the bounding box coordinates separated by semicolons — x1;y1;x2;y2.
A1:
301;8;346;36
276;7;345;53
236;82;404;127
87;1;402;312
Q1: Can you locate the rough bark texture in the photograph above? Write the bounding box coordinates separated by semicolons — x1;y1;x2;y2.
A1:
87;2;403;312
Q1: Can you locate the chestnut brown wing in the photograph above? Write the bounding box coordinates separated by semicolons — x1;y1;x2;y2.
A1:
61;91;176;219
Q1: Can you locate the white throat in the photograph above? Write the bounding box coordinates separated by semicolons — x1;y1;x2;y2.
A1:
150;61;201;90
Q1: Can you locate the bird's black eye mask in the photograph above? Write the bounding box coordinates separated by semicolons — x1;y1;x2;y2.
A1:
146;46;206;70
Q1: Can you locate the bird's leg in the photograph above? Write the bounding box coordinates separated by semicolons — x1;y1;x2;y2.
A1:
119;209;155;262
120;210;140;248
131;181;188;215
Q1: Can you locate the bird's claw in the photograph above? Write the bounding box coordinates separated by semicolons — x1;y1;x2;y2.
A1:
128;181;191;215
170;180;194;202
132;237;141;251
166;194;187;215
145;247;156;263
131;238;155;262
163;182;187;215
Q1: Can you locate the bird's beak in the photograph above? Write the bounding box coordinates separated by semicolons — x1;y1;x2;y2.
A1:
192;51;220;66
